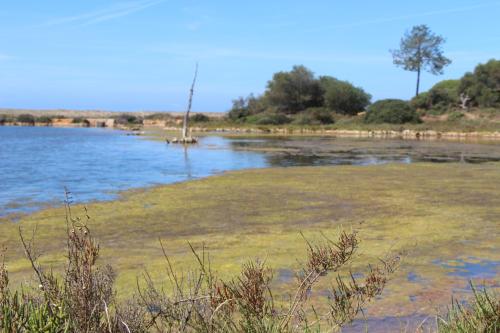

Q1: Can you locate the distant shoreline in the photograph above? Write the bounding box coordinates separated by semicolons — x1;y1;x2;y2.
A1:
0;108;225;118
2;122;500;142
1;107;499;141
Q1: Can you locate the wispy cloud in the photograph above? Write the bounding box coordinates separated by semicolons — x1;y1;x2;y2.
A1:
305;2;500;32
44;0;166;27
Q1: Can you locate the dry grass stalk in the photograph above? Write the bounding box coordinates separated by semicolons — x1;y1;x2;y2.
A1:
2;200;405;332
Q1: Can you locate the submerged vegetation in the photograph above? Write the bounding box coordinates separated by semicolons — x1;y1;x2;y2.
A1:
0;197;402;332
1;180;498;331
1;162;499;331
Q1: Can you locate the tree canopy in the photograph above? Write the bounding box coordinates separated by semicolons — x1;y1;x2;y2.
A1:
228;65;371;124
460;59;500;107
320;76;371;115
411;79;460;111
264;65;323;114
391;25;451;96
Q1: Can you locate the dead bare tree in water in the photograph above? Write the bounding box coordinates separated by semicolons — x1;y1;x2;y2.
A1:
182;63;198;140
171;63;199;144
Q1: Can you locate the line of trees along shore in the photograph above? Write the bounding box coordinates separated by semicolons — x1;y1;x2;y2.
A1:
228;25;499;126
228;58;499;126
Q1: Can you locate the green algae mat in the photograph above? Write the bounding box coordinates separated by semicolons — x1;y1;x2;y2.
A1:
1;162;499;319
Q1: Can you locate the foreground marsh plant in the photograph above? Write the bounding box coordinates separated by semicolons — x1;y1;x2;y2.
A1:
131;231;401;332
437;283;500;333
1;200;410;332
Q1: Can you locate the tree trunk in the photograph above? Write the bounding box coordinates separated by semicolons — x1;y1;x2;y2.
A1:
182;64;198;139
415;65;421;97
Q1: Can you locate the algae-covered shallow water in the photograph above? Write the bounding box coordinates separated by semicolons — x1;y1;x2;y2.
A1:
2;126;500;216
1;126;499;331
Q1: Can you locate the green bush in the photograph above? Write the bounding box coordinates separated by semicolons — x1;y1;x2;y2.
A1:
226;65;372;121
365;99;421;124
320;76;371;115
448;111;465;121
114;114;143;125
460;59;500;107
36;116;53;124
16;114;35;125
293;107;335;125
310;107;335;124
292;113;319;125
410;80;460;111
227;95;268;121
246;113;292;125
72;117;86;123
0;114;11;125
265;65;323;113
428;80;460;111
410;91;431;109
144;112;172;120
190;113;210;122
438;283;500;333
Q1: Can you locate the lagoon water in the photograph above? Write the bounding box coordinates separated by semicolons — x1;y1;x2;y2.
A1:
1;126;500;216
0;126;267;216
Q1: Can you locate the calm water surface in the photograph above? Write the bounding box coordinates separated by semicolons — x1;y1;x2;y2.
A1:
1;126;500;216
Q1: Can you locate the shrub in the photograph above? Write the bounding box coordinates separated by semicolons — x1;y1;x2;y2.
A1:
293;113;319;125
228;97;251;121
227;94;269;122
72;117;86;123
114;114;143;125
0;114;11;125
246;113;292;125
320;76;371;115
448;111;465;121
265;65;324;113
293;107;335;125
16;114;35;125
365;99;421;124
410;91;431;110
190;113;210;122
72;117;91;126
144;113;173;120
0;203;401;332
1;196;115;332
410;80;460;111
438;283;500;332
139;231;400;332
311;107;335;124
36;116;53;124
460;59;500;108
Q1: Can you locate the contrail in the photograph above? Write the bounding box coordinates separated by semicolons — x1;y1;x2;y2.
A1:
44;0;166;27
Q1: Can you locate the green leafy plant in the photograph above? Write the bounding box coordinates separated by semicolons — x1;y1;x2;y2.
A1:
190;114;210;122
365;99;421;124
438;283;500;333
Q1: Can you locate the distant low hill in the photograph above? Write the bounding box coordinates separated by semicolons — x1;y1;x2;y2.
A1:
0;108;225;118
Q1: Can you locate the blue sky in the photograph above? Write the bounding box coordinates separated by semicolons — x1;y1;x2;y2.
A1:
0;0;499;112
